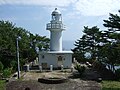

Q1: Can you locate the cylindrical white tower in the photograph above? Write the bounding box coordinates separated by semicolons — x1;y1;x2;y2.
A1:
46;8;65;51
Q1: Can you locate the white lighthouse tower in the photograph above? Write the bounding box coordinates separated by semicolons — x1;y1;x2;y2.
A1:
39;8;73;69
47;8;65;51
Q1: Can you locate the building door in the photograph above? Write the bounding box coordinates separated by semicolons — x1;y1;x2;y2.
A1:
41;63;47;69
57;56;63;67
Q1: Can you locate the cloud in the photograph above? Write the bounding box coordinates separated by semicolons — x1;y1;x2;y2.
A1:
1;0;120;17
65;12;81;19
74;0;120;16
0;0;77;7
0;17;17;21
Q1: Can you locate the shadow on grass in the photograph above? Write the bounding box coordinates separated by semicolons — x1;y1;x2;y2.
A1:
0;80;6;90
102;88;120;90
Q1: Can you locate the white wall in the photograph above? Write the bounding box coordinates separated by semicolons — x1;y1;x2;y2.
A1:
50;31;62;51
39;52;72;68
63;54;72;68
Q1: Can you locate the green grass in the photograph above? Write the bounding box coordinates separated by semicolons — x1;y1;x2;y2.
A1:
0;80;6;90
102;80;120;90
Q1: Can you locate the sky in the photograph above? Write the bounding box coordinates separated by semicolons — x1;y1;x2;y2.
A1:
0;0;120;42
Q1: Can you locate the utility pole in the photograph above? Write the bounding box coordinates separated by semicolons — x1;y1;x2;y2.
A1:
16;36;21;79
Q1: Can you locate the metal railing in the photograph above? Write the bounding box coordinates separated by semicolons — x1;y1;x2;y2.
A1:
46;23;65;30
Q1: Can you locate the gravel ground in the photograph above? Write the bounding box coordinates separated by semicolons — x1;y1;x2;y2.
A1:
6;79;101;90
6;69;102;90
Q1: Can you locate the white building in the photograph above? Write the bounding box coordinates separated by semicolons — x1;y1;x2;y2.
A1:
39;8;73;69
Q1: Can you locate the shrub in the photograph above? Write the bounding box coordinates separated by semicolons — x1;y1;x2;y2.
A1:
2;68;12;78
0;61;3;73
115;69;120;80
74;64;86;76
10;60;17;71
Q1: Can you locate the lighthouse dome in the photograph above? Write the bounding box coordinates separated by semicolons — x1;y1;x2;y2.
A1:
52;8;61;15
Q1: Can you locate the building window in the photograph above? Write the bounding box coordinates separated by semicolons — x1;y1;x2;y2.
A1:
58;56;62;61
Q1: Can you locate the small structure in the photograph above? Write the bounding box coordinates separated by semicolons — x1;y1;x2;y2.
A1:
50;65;53;71
39;65;42;72
23;64;30;72
39;8;73;69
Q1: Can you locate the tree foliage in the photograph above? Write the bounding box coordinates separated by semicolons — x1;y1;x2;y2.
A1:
0;20;50;71
73;10;120;73
72;26;102;62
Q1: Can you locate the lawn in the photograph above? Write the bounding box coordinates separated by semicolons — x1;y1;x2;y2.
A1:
0;80;6;90
102;80;120;90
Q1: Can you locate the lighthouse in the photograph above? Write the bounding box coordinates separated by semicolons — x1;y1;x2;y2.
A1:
39;8;73;69
46;8;65;51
